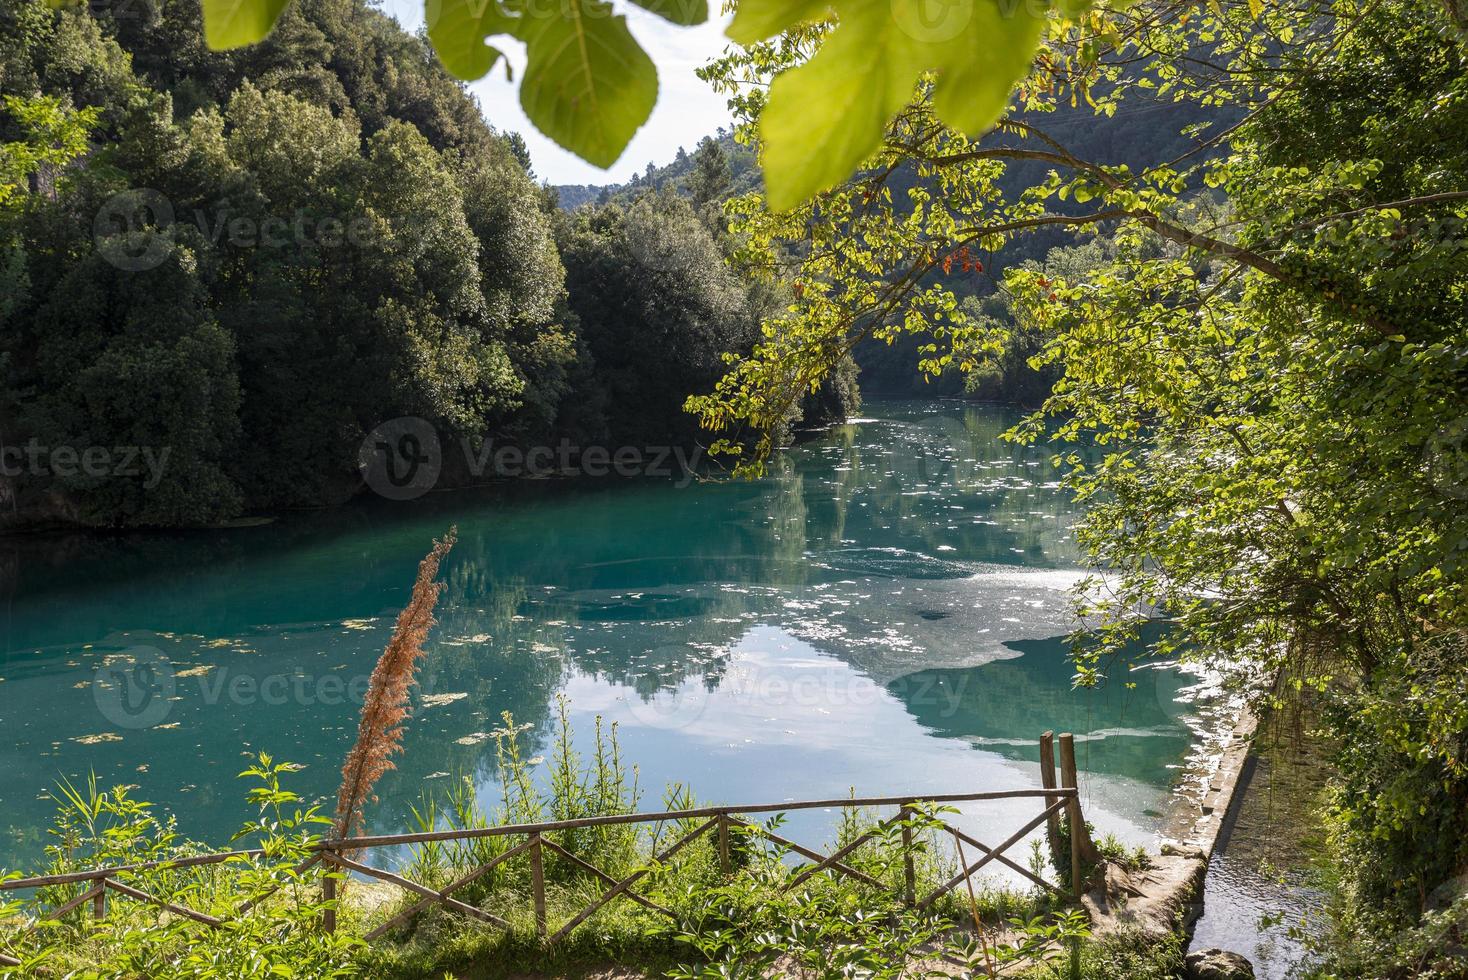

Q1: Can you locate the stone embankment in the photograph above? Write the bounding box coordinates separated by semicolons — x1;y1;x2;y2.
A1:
1081;701;1262;977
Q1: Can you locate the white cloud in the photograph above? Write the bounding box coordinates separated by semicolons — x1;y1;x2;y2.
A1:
376;0;735;185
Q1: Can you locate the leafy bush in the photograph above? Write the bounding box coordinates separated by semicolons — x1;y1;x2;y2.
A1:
558;191;761;448
393;697;671;920
1059;928;1184;980
1307;892;1468;980
0;755;360;978
366;703;1095;979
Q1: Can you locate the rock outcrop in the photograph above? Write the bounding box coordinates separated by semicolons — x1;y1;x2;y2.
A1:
1185;947;1256;980
1081;850;1208;939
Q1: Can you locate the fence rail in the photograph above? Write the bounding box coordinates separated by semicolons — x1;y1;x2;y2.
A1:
0;731;1096;966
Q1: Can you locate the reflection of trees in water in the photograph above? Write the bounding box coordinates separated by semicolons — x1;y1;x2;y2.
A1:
774;405;1073;569
378;560;566;813
796;425;860;550
333;463;842;815
887;633;1190;790
572;636;735;701
0;545;19;602
0;403;1077;654
515;468;815;696
763;455;813;570
372;473;825;808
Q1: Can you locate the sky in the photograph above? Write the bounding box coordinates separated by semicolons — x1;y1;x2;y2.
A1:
377;0;736;185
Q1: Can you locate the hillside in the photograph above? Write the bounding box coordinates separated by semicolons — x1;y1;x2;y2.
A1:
569;85;1221;400
554;129;760;210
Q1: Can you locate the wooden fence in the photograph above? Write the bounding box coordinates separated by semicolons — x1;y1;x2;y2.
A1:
0;731;1097;965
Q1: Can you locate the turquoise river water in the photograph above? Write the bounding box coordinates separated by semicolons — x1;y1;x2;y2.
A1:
0;401;1203;874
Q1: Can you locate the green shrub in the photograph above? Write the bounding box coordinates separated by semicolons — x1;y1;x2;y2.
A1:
1058;928;1184;980
0;755;360;978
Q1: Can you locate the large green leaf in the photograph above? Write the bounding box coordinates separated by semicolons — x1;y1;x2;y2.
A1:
627;0;710;27
927;0;1047;134
727;0;832;42
759;2;922;213
515;0;658;169
427;0;515;81
202;0;292;49
735;0;1051;210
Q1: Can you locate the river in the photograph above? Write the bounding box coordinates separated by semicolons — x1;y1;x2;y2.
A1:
0;400;1202;874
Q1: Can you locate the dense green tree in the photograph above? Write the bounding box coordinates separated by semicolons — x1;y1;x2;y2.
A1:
795;351;860;432
0;0;572;526
456;140;576;438
99;0;499;154
502;130;531;174
0;94;96;205
688;135;731;210
961;232;1161;407
0;5;134;125
21;246;243;525
559;191;759;448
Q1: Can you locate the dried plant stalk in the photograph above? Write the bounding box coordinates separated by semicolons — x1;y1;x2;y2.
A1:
334;526;457;840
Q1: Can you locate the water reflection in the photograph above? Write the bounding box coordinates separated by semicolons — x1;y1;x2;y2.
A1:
0;402;1201;869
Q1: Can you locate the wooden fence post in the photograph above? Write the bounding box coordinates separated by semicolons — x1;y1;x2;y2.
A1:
93;882;106;922
1057;733;1102;864
529;833;547;939
1038;732;1064;871
717;813;732;874
1057;733;1100;899
899;807;916;907
321;865;337;934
